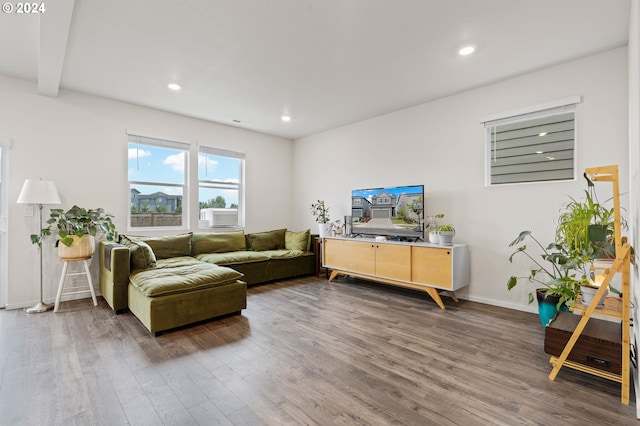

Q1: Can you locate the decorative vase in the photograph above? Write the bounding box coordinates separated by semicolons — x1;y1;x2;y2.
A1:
437;231;455;245
428;231;439;243
536;289;569;327
318;223;331;238
58;235;96;259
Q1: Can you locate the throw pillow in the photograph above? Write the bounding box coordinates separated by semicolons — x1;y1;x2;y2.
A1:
247;229;286;251
120;235;157;269
192;231;246;255
137;233;192;259
285;229;311;251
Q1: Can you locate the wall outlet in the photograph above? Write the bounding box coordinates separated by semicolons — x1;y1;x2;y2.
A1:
23;206;34;217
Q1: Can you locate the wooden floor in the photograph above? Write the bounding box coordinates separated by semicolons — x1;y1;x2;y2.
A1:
0;275;637;425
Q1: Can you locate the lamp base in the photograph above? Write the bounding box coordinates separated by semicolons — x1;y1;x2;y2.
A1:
24;302;53;314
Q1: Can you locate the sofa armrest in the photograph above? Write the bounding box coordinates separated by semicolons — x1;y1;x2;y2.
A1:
99;240;130;312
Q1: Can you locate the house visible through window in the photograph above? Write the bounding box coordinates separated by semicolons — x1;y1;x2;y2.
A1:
128;134;187;229
127;133;245;230
484;97;580;185
198;146;244;228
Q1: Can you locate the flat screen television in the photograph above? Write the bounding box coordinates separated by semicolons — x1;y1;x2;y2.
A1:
350;184;424;241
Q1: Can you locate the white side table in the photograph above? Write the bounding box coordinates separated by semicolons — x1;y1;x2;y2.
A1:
54;257;97;312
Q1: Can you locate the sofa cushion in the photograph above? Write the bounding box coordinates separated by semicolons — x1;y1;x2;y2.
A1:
129;256;243;297
120;235;157;270
285;229;311;251
195;251;269;265
246;229;286;251
260;249;306;259
192;231;246;255
137;233;192;259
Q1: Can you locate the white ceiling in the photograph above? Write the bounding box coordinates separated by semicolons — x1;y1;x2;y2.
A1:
0;0;631;139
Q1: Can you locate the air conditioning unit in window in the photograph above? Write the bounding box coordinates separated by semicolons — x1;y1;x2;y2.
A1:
199;208;238;227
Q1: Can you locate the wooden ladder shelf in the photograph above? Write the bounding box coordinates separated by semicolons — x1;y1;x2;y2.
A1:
547;165;632;405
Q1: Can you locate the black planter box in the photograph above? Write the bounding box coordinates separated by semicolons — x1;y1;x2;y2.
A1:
544;311;622;375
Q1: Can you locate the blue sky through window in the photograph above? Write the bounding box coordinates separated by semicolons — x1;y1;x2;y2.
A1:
128;143;240;207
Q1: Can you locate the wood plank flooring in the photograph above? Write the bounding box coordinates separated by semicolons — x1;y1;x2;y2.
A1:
0;275;637;425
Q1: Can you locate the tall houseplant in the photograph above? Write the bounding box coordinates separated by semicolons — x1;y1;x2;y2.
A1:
507;230;589;326
310;200;331;237
33;205;117;258
555;185;632;305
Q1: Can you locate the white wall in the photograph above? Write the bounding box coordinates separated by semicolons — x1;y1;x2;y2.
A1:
627;0;640;416
0;75;294;308
292;47;629;313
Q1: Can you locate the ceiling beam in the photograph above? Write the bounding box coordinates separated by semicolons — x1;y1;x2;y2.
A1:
38;0;75;97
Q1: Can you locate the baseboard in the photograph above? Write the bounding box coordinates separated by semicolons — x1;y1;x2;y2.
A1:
462;294;538;314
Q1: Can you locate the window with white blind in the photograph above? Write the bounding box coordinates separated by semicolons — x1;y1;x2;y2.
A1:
198;146;244;228
128;133;188;229
484;98;580;185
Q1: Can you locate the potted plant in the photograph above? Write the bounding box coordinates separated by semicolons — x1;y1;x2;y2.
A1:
436;223;455;245
507;230;590;326
555;185;632;306
555;187;626;260
425;213;444;243
310;200;331;238
33;205;117;259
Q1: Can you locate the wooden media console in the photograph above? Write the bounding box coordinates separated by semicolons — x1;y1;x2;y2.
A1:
322;237;469;309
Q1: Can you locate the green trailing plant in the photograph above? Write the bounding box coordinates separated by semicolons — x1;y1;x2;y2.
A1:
32;205;117;247
507;230;590;308
310;200;330;224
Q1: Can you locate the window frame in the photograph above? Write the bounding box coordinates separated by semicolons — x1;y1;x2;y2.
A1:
197;145;245;229
483;96;581;186
127;132;189;231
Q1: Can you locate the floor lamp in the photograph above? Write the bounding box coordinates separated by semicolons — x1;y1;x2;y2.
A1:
17;178;61;313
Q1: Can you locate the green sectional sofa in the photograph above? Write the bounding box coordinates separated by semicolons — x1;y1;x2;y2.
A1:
99;229;315;335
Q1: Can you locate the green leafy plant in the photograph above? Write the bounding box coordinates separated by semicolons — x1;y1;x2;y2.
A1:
507;230;590;308
310;200;330;224
555;187;627;260
437;224;455;232
32;205;117;247
425;213;445;232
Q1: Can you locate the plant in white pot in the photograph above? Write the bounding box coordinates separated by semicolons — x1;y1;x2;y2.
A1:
425;213;444;243
310;200;331;238
33;205;117;259
437;224;455;245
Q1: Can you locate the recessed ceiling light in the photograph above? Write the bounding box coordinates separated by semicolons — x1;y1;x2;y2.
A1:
458;45;475;56
281;115;291;122
168;83;181;91
538;132;548;137
536;151;544;154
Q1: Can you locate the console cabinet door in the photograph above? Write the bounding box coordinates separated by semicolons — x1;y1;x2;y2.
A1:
375;243;411;281
324;239;375;275
411;247;453;289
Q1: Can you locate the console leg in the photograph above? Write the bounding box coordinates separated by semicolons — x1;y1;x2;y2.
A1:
425;288;446;310
447;291;459;302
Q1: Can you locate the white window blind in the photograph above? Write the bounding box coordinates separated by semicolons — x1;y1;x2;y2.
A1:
484;99;579;185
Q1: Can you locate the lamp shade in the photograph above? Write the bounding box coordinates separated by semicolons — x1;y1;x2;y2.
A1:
16;179;61;205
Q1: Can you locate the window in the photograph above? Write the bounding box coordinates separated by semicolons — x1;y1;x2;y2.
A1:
128;134;187;229
198;146;244;228
484;97;580;185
